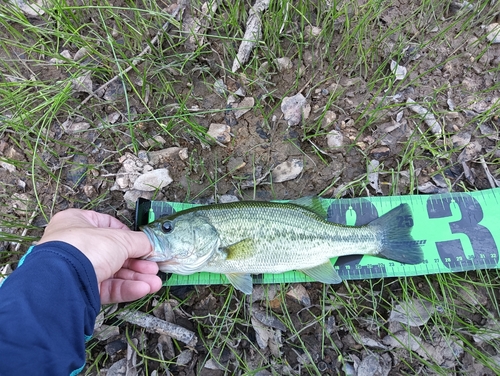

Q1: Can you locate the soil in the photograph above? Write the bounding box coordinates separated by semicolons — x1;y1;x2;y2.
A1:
1;0;500;375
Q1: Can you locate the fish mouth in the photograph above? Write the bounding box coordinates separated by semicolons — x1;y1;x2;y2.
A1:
140;225;173;262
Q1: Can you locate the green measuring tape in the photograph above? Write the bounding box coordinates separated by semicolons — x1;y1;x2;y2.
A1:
135;188;500;286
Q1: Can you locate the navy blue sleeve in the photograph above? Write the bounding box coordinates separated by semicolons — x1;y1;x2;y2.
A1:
0;241;100;375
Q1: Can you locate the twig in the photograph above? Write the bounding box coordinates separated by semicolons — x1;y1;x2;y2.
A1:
74;3;185;112
117;310;198;347
479;156;499;188
14;208;38;253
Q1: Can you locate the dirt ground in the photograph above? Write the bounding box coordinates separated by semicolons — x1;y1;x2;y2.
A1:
2;0;500;375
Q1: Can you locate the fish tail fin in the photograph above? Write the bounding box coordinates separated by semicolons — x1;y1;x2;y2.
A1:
368;204;424;265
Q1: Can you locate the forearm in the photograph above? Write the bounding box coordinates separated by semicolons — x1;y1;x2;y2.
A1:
0;241;100;375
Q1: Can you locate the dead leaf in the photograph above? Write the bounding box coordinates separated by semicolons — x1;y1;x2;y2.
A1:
388;298;435;327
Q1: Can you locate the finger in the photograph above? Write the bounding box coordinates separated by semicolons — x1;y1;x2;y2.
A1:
116;231;154;259
121;259;159;274
100;279;156;304
82;210;131;230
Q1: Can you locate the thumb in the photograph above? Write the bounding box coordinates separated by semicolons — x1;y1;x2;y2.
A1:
118;230;154;259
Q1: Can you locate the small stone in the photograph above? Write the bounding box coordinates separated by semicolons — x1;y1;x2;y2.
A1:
322;111;337;127
148;147;186;166
11;193;31;214
281;93;310;126
179;148;188;160
94;325;120;342
0;161;16;172
370;146;390;159
73;47;88;61
67;154;87;186
123;190;154;209
275;57;293;71
219;194;239;203
272;159;303;183
133;168;173;191
390;60;407;80
83;185;97;198
213;79;227;95
326;130;343;149
176;350;193;366
304;25;322;38
71;71;93;94
451;132;471;148
233;97;255;118
227;157;246;172
207;123;231;144
143;135;167;147
485;23;500;43
61;120;91;134
106;358;127;376
105;339;127;356
286;285;311;306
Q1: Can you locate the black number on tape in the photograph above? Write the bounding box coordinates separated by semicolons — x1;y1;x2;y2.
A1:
426;194;498;269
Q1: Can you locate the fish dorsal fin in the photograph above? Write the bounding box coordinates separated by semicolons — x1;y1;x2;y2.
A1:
226;273;253;294
300;261;342;284
289;196;327;217
225;238;255;260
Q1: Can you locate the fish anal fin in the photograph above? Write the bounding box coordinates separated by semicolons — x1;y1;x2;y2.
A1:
225;238;254;260
300;261;342;284
226;273;253;294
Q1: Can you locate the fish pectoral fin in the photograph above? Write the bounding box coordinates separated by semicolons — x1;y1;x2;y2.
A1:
224;238;254;260
225;273;253;294
300;261;342;284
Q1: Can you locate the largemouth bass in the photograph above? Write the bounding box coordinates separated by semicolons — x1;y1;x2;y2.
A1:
141;198;423;294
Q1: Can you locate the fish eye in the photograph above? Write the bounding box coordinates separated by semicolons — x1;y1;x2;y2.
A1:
161;221;174;234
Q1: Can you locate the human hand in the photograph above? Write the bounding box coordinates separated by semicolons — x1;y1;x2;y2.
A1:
38;209;162;304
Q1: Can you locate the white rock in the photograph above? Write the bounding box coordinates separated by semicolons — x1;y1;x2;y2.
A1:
219;194;239;203
323;110;337;127
390;60;407;80
133;168;173;191
16;0;46;17
367;159;382;194
207;123;231;144
148;147;186;166
304;25;322;38
272;159;303;183
123;189;154;209
71;71;93;94
73;47;88;61
61;120;91;134
233;97;255;118
275;57;293;71
213;79;227;95
326;130;343;148
485;23;500;43
176;350;193;366
0;161;16;173
281;93;310;126
179;148;189;160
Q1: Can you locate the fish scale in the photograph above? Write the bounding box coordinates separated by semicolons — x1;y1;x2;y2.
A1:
141;199;423;294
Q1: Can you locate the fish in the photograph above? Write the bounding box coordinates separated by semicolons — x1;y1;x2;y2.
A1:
141;198;424;294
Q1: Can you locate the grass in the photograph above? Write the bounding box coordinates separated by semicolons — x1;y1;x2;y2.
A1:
1;0;500;374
